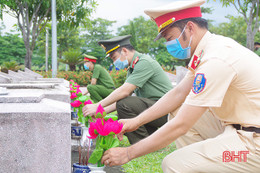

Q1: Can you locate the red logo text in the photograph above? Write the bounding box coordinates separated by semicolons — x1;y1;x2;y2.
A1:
223;151;249;162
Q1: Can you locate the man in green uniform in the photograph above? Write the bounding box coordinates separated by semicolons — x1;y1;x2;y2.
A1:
83;35;173;144
83;54;115;103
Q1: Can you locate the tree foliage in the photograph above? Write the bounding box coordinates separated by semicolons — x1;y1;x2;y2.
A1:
216;0;260;50
209;15;248;46
0;60;21;73
81;18;116;68
209;14;260;50
0;0;97;69
57;27;84;60
0;32;26;65
59;48;83;71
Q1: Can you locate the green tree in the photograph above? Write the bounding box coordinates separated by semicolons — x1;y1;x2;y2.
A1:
0;32;26;65
217;0;260;50
0;22;5;35
57;26;84;60
0;0;97;69
59;48;83;71
209;15;248;46
81;18;116;68
209;15;260;48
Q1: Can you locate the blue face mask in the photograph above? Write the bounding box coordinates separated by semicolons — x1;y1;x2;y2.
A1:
165;25;192;59
113;53;128;70
84;64;89;70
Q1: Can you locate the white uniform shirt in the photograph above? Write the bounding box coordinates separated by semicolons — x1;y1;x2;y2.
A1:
184;31;260;127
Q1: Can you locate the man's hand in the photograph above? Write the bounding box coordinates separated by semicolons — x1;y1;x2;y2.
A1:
81;87;88;95
117;118;140;141
82;103;98;118
101;147;130;167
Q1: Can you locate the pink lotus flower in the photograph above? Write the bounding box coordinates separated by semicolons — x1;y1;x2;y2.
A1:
71;100;83;107
84;100;93;105
69;85;74;91
76;87;82;94
88;118;123;139
70;92;77;99
96;104;105;118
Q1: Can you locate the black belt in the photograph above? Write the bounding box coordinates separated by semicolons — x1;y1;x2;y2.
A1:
233;124;260;133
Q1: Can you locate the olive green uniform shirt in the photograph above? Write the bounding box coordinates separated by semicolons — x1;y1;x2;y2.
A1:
92;64;115;88
126;51;172;100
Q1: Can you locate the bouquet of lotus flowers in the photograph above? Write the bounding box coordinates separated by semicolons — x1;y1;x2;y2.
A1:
71;97;93;127
87;105;123;167
69;80;82;101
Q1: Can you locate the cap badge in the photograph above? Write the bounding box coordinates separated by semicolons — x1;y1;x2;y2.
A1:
101;44;106;50
158;17;175;32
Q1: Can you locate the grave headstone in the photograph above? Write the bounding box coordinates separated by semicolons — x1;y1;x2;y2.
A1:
0;76;71;172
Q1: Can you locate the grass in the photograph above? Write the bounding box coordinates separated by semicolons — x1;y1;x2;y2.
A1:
119;136;176;173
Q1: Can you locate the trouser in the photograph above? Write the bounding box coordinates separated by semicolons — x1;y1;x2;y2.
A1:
162;109;260;173
87;84;114;103
116;96;168;144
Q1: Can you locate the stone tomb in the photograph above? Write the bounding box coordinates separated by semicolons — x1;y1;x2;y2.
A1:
0;69;71;173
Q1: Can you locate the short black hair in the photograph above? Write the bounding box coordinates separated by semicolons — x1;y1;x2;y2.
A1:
254;42;260;45
171;17;208;31
116;44;135;52
109;44;135;57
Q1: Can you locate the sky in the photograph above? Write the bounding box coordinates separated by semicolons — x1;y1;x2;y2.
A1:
1;0;238;34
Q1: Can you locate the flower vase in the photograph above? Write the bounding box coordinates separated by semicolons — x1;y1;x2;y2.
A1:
71;126;83;139
71;111;78;120
88;164;106;173
72;163;91;173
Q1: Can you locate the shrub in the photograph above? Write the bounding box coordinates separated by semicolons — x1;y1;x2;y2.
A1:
109;69;127;88
0;60;21;73
37;69;127;88
162;66;176;75
37;71;92;86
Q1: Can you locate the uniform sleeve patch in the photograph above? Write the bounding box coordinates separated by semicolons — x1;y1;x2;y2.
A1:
192;73;206;94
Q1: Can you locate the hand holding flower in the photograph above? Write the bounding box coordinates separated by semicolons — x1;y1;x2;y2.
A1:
82;103;99;118
87;117;123;167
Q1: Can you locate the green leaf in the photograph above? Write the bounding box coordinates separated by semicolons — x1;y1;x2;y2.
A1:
103;115;118;121
88;148;104;164
95;112;102;118
100;135;120;150
78;95;87;102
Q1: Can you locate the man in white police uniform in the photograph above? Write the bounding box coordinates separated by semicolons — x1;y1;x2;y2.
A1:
100;0;260;172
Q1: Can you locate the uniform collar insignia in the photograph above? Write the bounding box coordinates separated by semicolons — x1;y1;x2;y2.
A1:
190;55;199;70
132;56;139;68
190;50;204;70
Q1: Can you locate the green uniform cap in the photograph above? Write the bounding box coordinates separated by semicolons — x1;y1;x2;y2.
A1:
98;35;132;57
